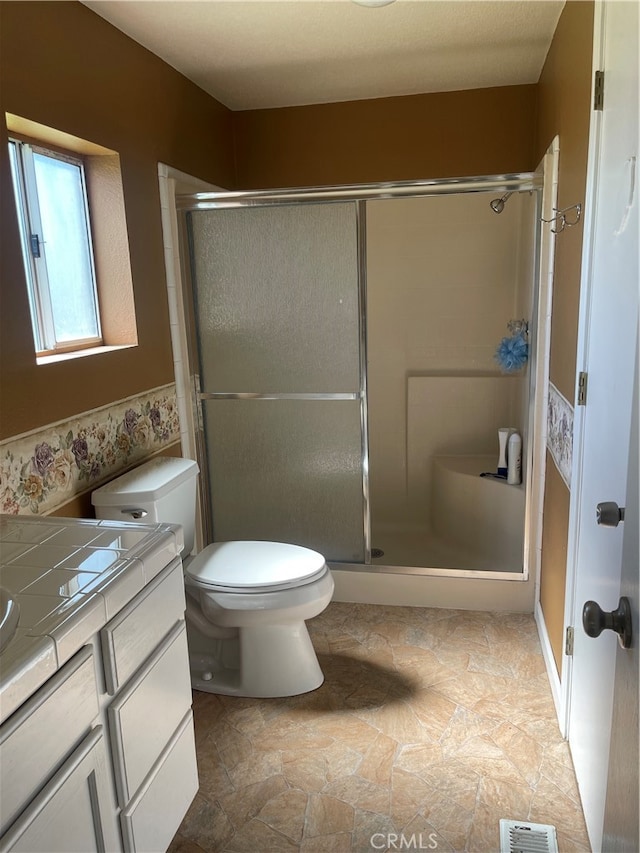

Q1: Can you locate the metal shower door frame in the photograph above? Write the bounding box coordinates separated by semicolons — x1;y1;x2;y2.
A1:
176;172;541;567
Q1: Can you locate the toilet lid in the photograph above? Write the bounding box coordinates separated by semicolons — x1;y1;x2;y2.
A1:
185;540;327;592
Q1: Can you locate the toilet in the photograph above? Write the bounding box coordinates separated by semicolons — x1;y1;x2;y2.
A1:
91;457;334;698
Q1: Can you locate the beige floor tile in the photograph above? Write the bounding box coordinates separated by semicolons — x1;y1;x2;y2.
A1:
310;711;381;752
351;808;399;852
300;831;353;852
171;604;590;852
490;720;544;787
168;834;208;853
538;753;583;805
410;688;459;740
476;775;533;817
305;793;355;837
196;735;235;800
419;789;475;851
223;818;300;852
465;799;504;852
358;732;398;786
256;789;309;842
390;768;438;827
323;774;392;815
281;748;328;793
529;776;592;840
218;774;289;830
171;793;235;852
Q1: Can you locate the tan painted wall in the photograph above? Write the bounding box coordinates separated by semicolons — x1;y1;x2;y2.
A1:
233;85;537;188
536;1;594;401
535;1;594;674
539;453;572;667
0;1;235;442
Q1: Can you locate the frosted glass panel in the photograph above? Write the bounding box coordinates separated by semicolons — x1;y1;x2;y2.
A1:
203;400;365;562
188;203;360;393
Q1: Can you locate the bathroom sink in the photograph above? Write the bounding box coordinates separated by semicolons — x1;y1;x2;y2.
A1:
0;587;20;654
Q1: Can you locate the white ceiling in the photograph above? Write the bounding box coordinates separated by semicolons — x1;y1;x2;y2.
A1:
82;0;565;111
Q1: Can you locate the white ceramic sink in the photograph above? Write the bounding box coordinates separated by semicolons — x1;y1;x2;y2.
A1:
0;587;20;653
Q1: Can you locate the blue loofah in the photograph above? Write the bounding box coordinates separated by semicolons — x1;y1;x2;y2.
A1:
495;331;528;372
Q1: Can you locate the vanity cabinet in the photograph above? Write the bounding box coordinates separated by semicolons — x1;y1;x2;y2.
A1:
0;552;197;853
0;646;119;853
0;727;120;853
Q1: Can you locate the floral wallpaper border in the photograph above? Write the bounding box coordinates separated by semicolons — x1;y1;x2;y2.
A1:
547;382;574;489
0;384;180;516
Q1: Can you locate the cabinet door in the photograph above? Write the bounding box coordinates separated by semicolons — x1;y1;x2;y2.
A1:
0;646;98;834
0;727;121;853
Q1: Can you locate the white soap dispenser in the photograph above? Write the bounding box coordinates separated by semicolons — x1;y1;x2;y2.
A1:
507;431;522;485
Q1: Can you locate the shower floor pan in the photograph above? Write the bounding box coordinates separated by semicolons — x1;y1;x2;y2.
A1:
370;522;524;575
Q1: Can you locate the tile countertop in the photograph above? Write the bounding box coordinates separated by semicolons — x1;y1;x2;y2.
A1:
0;515;184;725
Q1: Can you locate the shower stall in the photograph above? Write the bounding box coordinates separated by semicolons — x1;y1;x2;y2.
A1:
174;173;544;586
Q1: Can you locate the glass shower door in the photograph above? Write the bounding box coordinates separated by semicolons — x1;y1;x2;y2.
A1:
186;202;367;562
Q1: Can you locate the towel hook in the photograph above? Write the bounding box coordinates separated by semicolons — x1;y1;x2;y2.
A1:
541;203;582;233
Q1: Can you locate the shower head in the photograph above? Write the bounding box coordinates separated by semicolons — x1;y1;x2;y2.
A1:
489;191;513;214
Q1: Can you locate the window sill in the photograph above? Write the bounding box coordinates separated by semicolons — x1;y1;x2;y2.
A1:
36;344;136;366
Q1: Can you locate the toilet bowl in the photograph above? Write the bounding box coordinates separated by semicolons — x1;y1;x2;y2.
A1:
185;541;334;697
91;458;334;698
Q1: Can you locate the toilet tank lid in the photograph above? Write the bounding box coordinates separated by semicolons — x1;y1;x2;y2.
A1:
91;457;199;507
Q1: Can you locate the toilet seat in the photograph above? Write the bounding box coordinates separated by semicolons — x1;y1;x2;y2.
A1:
185;540;328;593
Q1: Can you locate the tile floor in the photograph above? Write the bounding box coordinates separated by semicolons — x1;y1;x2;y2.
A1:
169;603;590;853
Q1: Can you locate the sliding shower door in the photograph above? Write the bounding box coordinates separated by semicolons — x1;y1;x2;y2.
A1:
186;202;367;562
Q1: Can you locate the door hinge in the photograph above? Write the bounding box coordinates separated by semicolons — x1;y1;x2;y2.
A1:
29;233;41;258
594;70;605;110
565;626;574;657
577;371;588;406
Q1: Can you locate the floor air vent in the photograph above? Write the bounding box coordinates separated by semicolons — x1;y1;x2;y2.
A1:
499;820;559;853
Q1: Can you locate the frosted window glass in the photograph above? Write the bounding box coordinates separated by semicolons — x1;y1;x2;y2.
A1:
188;203;360;393
202;400;365;562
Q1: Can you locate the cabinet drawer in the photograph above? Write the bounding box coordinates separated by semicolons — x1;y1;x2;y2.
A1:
0;647;98;834
101;558;185;694
0;726;121;853
108;622;193;806
120;712;198;853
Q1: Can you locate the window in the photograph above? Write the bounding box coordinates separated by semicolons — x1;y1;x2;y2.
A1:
6;114;138;363
9;138;102;354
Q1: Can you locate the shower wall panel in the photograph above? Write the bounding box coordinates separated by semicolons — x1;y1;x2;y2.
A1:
406;375;524;524
366;192;531;528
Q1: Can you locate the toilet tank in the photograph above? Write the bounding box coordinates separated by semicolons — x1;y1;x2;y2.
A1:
91;457;200;555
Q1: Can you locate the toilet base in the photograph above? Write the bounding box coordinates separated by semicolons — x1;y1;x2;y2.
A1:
188;622;325;698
